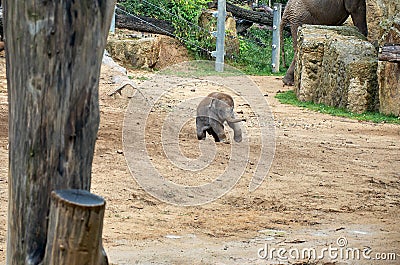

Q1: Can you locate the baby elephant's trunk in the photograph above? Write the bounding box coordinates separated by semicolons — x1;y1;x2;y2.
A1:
225;116;246;123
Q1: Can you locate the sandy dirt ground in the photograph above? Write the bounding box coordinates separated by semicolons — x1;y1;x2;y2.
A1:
0;51;399;265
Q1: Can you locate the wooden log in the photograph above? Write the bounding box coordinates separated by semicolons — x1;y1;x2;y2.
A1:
208;0;290;32
116;10;175;37
43;190;108;265
379;44;400;63
209;0;272;26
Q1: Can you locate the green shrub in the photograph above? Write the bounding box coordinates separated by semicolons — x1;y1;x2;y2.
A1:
118;0;294;75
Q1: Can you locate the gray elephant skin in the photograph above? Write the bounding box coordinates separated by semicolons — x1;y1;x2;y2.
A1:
196;92;245;143
280;0;368;86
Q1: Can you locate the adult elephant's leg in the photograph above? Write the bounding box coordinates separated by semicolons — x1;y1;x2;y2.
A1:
283;59;296;86
346;0;368;36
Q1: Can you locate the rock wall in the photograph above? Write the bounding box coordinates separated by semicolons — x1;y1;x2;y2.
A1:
366;0;400;43
371;0;400;116
106;30;192;70
295;25;378;113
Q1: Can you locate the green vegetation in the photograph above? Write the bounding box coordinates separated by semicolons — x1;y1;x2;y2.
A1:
128;75;149;81
276;90;400;124
119;0;211;53
230;27;293;75
118;0;293;75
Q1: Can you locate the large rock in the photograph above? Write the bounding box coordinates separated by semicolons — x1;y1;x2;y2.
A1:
366;0;400;43
295;25;378;113
106;31;191;70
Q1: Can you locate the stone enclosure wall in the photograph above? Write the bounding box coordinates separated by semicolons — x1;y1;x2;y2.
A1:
106;30;192;70
295;26;378;113
295;0;400;116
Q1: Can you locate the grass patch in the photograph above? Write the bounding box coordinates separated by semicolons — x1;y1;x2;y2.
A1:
276;90;400;124
159;60;245;78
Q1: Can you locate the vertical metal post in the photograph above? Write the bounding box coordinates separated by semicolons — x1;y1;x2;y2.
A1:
215;0;226;72
110;6;116;34
271;3;282;73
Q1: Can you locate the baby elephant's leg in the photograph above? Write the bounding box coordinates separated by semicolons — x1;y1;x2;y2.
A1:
209;118;226;142
196;117;208;140
227;121;242;142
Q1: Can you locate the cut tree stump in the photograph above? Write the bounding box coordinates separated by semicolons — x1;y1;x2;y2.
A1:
43;189;108;265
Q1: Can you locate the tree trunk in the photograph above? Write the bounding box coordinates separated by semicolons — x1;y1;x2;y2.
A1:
4;1;115;264
0;6;3;41
378;44;400;63
43;190;108;265
116;10;175;37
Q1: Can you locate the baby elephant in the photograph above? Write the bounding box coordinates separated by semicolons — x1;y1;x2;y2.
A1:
196;92;245;143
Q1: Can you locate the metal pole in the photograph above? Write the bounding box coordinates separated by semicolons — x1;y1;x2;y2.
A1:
215;0;226;72
271;3;282;73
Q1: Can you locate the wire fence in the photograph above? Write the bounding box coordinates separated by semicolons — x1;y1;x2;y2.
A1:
116;6;213;55
115;1;285;71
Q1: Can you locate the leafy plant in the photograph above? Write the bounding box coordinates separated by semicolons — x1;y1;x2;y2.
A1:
119;0;209;54
230;26;293;75
118;0;294;75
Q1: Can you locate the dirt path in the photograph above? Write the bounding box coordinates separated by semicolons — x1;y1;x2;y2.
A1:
0;56;399;264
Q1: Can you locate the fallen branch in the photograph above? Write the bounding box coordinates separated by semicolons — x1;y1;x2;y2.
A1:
116;8;175;37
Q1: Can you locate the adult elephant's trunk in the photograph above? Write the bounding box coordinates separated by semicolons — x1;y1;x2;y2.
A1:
280;14;288;68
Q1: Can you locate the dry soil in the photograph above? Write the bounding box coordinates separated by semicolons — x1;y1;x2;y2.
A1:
0;53;399;265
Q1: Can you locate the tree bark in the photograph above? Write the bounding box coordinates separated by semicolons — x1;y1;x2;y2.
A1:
116;10;175;37
4;1;115;264
0;6;3;41
43;190;108;265
379;44;400;63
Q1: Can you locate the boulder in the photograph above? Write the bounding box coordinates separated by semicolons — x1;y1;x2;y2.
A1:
106;31;191;70
295;25;378;114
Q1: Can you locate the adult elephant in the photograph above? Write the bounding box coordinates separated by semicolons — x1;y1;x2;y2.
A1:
280;0;368;86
